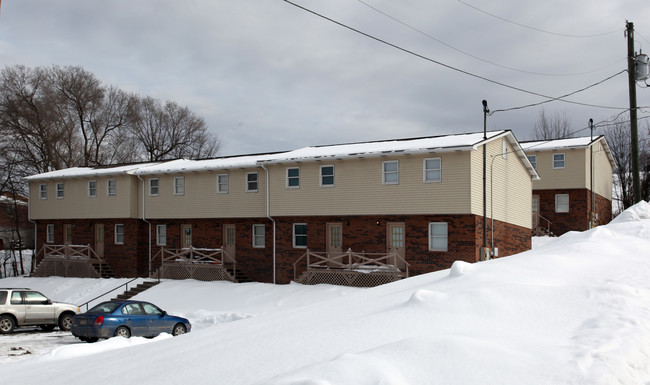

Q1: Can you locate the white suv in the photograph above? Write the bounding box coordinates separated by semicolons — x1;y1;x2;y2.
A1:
0;288;80;334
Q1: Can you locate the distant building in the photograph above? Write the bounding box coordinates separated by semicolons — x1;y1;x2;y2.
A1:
521;136;614;236
0;192;34;250
26;130;538;284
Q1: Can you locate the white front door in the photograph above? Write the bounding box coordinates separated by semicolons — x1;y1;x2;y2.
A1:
387;222;406;270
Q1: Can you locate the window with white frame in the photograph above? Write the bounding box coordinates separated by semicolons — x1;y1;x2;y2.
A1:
553;153;565;169
293;223;307;248
174;176;185;196
114;224;125;244
56;183;64;199
287;167;300;188
527;155;537;170
39;184;47;200
156;224;167;246
217;174;229;193
424;158;441;183
383;160;399;185
107;179;117;197
428;222;448;251
320;165;334;187
46;224;55;243
246;172;258;192
149;178;159;196
555;194;569;213
88;180;97;198
252;224;265;248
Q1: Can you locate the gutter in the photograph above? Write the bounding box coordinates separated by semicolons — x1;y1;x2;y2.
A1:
27;183;38;273
260;162;276;284
136;174;152;277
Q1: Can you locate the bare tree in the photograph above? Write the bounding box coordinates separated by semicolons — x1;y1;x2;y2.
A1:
532;108;573;140
130;96;219;161
0;65;81;173
605;118;635;213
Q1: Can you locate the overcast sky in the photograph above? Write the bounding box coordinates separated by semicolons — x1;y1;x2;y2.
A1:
1;0;649;156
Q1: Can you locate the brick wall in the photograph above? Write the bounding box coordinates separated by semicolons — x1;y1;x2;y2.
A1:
35;214;532;284
535;188;613;236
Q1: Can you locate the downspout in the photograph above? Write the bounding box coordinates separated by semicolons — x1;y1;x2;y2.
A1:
137;174;152;277
260;162;276;284
27;183;38;274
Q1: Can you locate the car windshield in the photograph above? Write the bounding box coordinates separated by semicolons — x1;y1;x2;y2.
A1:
86;302;122;314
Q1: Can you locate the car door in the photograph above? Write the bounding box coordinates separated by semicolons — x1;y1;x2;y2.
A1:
23;291;56;324
120;303;149;336
141;302;168;336
10;291;27;323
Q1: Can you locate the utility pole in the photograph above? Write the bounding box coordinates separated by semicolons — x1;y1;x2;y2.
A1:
626;21;641;203
482;100;489;259
589;118;595;229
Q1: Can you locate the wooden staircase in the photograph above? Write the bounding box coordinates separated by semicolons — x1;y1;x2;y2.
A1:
113;280;161;300
226;267;252;283
91;261;116;278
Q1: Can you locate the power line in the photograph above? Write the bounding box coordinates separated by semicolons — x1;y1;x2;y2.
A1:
455;0;619;38
489;70;628;115
356;0;624;77
284;0;631;110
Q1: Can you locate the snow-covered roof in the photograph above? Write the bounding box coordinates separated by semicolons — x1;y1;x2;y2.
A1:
520;136;616;168
521;136;596;151
25;130;538;180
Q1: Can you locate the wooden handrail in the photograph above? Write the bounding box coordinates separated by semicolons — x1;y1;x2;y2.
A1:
154;246;237;279
293;249;410;280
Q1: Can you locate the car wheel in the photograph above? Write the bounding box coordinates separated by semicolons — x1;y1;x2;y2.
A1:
0;315;16;334
40;324;56;331
58;313;75;331
114;326;131;338
172;323;187;336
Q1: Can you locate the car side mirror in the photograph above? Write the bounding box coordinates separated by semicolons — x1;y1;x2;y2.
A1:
162;311;167;317
47;299;52;305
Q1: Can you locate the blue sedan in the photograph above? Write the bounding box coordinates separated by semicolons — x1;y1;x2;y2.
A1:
71;300;191;342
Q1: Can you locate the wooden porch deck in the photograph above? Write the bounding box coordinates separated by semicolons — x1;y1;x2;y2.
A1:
152;246;244;282
32;244;114;278
293;249;409;287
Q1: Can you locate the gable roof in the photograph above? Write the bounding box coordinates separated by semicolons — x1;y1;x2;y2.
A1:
520;136;616;169
25;130;538;180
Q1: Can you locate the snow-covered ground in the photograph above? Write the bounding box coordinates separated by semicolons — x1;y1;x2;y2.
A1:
1;202;650;384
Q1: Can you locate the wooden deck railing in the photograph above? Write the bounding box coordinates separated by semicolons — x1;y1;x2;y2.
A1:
152;246;236;280
38;244;103;261
293;249;409;281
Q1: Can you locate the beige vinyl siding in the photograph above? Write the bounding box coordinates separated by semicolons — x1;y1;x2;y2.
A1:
267;152;473;216
141;170;267;219
591;139;614;200
29;175;136;220
470;137;532;229
530;149;587;190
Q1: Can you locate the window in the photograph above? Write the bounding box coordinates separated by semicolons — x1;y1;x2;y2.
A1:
88;180;97;198
149;178;159;196
428;222;448;251
293;223;307;248
107;179;117;197
383;161;399;185
115;224;124;244
424;158;441;183
555;194;569;213
156;225;167;246
532;195;539;213
246;172;258;192
56;183;64;199
287;167;300;188
527;155;537;170
217;174;229;193
320;165;334;187
502;138;508;159
39;184;47;200
174;176;185;196
252;224;265;248
46;224;55;243
553;153;565;169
